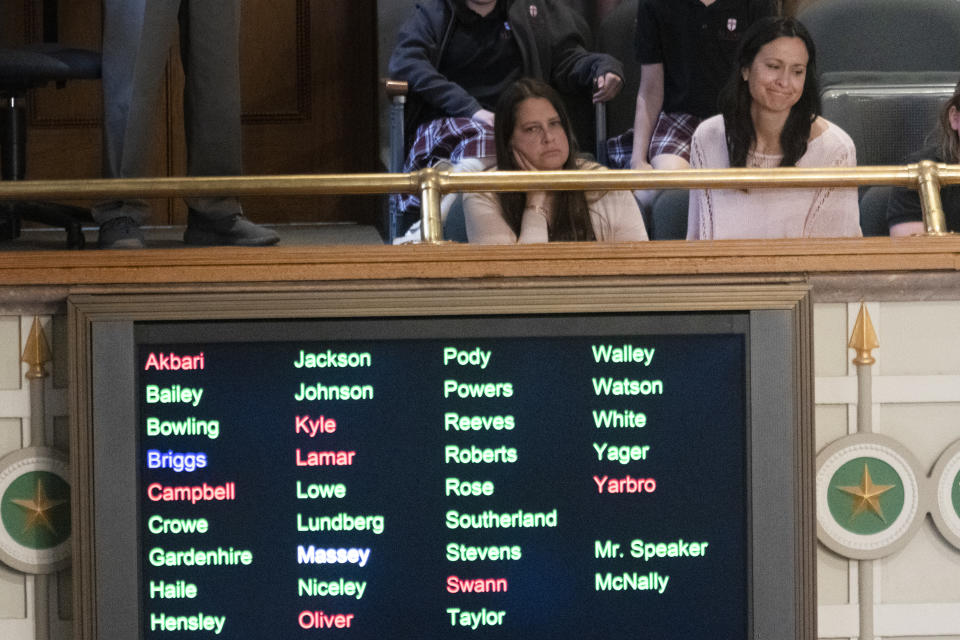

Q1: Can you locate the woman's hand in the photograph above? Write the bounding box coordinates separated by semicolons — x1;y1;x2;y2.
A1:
512;147;552;212
512;145;539;172
515;144;556;222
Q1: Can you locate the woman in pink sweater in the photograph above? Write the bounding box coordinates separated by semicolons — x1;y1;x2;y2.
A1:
686;17;861;240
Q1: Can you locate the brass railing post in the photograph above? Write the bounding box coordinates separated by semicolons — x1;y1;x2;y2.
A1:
916;160;950;236
418;167;443;243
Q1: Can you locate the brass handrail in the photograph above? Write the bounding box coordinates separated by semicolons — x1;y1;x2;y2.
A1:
0;173;418;200
0;162;951;241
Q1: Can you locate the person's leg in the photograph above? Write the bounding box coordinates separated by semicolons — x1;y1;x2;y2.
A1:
633;112;698;212
180;0;242;218
633;152;688;211
95;0;179;246
650;154;689;170
178;0;278;245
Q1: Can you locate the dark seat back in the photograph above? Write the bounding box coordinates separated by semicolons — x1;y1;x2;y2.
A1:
820;75;956;166
798;0;960;75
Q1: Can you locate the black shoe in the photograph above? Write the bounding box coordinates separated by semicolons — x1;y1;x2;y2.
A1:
183;211;280;246
98;216;145;249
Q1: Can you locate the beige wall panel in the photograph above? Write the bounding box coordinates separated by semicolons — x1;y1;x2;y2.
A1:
0;565;26;618
814;303;849;377
0;418;23;457
879;403;960;470
816;547;849;605
880;302;960;375
881;526;960;603
0;317;21;390
815;404;849;452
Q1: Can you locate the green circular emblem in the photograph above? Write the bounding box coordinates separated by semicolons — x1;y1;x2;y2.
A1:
931;440;960;550
826;457;905;535
0;448;71;574
817;435;923;560
953;469;960;517
1;470;70;549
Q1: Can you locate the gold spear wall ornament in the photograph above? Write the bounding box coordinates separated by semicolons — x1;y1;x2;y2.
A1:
21;316;51;380
847;302;879;367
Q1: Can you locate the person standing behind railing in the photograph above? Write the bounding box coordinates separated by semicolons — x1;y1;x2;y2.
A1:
887;79;960;236
685;17;861;239
94;0;279;249
464;78;648;243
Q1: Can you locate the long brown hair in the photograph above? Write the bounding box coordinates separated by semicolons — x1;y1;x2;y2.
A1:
937;80;960;162
719;17;821;168
494;78;595;241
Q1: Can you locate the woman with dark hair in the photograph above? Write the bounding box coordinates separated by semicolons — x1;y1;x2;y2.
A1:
464;78;647;243
388;0;624;242
686;16;861;239
887;79;960;235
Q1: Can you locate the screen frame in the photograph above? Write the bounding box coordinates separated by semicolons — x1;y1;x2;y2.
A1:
68;281;814;640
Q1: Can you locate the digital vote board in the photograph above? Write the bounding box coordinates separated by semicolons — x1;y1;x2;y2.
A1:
86;311;805;640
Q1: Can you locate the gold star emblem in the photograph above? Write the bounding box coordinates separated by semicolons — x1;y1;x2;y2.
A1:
11;478;68;535
837;463;896;523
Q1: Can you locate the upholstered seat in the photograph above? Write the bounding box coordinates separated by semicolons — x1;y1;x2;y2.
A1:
0;11;101;247
0;45;100;88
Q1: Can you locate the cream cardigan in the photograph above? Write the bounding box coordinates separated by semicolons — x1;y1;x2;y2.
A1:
687;115;862;240
464;160;649;244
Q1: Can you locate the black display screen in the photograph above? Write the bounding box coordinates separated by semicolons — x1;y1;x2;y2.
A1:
133;315;748;638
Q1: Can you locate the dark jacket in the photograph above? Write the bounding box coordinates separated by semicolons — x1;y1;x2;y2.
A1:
388;0;623;136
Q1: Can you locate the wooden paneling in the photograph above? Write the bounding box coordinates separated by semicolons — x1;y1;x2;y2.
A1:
7;0;379;227
2;236;960;287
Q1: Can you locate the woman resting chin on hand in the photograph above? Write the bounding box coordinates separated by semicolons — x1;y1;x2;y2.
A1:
686;16;862;240
464;78;648;244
